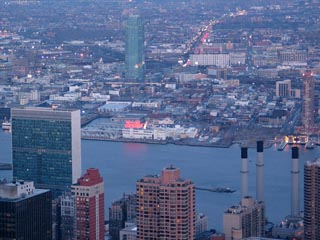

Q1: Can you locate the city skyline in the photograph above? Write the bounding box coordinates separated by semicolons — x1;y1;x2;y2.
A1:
1;0;320;238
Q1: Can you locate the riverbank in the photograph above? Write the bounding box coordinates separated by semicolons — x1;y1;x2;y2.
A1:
81;136;275;149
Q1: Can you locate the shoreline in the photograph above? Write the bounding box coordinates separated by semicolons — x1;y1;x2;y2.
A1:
81;136;275;149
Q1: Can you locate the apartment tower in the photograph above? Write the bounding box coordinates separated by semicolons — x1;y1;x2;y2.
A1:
72;168;105;240
136;166;195;240
304;159;320;240
11;107;81;197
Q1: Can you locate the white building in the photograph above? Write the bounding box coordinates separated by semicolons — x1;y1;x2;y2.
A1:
195;213;208;236
190;54;230;67
120;223;137;240
122;128;154;140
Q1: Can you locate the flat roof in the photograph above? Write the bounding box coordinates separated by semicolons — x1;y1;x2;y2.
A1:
0;189;50;202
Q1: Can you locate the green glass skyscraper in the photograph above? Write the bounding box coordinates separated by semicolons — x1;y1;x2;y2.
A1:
11;107;81;197
125;15;144;81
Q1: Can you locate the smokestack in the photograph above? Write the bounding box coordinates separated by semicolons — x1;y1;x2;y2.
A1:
291;147;299;217
241;146;248;198
256;141;264;202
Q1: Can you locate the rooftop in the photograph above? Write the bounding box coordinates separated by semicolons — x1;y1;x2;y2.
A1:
0;180;50;202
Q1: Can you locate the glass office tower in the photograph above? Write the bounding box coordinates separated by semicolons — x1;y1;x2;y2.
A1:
125;15;144;81
11;107;81;197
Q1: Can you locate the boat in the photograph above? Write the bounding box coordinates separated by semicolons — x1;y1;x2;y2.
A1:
195;186;236;193
2;121;11;132
277;141;287;151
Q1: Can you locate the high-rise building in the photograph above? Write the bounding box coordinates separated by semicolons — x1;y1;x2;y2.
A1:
72;168;105;240
304;159;320;240
302;71;315;133
11;107;81;197
52;192;77;240
136;166;195;240
223;196;265;240
109;193;136;240
0;181;52;239
60;192;76;240
125;15;144;81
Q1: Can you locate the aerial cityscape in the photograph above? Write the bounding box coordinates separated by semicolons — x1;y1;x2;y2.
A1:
1;0;320;239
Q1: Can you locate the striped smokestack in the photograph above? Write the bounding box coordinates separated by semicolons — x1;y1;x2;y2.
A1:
256;141;264;202
241;146;248;198
291;146;299;217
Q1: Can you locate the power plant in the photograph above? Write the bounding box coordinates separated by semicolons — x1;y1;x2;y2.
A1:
271;147;304;239
223;141;265;240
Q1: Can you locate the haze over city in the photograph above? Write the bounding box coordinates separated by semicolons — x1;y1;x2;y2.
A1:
1;0;320;239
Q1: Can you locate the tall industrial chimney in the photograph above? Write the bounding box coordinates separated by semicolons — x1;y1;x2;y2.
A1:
291;146;299;217
256;141;264;202
241;146;248;198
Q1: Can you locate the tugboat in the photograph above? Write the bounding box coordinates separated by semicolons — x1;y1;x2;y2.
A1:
195;186;236;193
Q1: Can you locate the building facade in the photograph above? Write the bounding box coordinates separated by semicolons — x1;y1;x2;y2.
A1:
190;54;230;67
275;79;291;97
0;181;52;239
195;213;209;236
125;15;144;81
72;168;105;240
136;166;195;240
304;159;320;240
60;192;76;240
11;107;81;197
120;222;137;240
109;193;136;240
223;196;265;240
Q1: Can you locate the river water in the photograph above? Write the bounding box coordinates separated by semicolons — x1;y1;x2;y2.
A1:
0;131;319;230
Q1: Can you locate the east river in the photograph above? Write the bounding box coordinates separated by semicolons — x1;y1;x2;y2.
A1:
1;131;319;231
